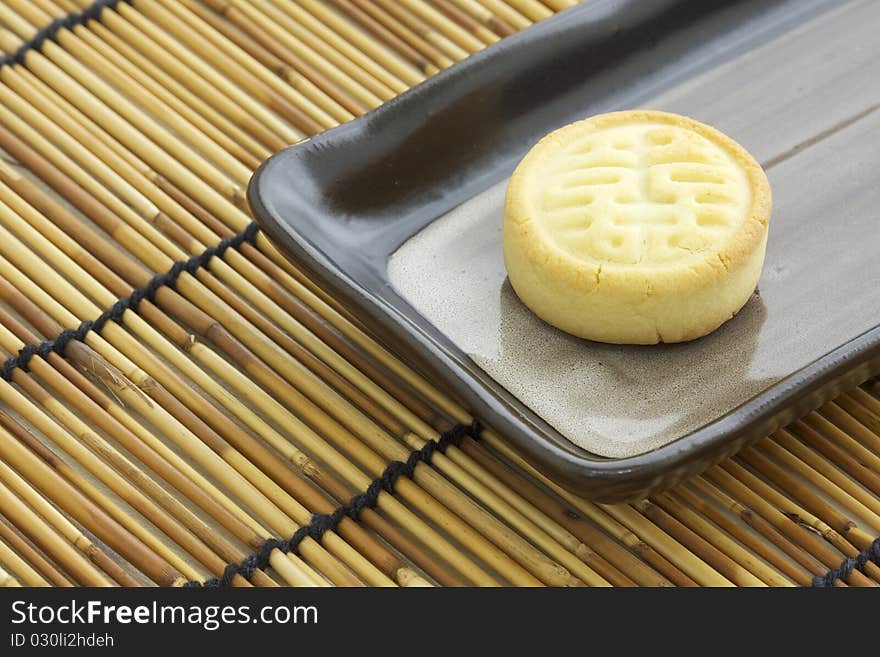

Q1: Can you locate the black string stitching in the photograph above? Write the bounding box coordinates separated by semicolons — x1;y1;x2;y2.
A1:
184;419;483;587
0;2;259;375
7;0;880;592
0;0;492;590
0;222;260;381
0;0;134;69
812;537;880;587
0;199;483;586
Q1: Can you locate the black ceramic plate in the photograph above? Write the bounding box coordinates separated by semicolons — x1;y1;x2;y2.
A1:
249;0;880;501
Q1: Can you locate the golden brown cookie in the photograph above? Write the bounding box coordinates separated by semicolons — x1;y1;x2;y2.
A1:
503;110;771;344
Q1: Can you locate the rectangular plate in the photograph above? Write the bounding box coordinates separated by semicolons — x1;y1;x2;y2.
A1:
249;0;880;501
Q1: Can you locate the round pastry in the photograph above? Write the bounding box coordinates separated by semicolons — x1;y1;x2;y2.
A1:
503;110;771;344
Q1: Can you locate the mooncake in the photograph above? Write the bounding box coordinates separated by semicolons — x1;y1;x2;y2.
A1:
503;110;772;344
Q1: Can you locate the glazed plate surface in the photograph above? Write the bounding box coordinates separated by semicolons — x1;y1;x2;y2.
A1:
250;0;880;500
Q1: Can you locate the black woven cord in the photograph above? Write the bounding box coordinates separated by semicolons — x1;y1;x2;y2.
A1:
0;0;134;68
184;419;483;587
811;537;880;587
0;221;259;381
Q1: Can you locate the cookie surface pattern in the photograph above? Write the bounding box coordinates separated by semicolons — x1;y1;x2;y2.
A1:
534;123;751;267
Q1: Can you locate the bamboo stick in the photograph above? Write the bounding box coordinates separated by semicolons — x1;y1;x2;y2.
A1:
61;2;296;152
501;0;553;22
735;449;880;558
266;0;414;94
0;146;488;588
294;0;429;87
458;437;669;586
651;492;790;586
765;432;880;530
0;308;284;587
0;3;34;35
0;146;502;588
171;346;540;585
694;472;843;581
0;272;378;583
689;476;828;579
473;0;531;31
4;36;271;243
0;130;575;586
8;64;185;181
29;0;77;12
67;21;270;165
202;0;387;108
443;0;517;36
0;383;211;584
822;397;880;457
12;44;253;206
789;419;880;498
427;0;505;43
630;499;740;586
132;0;333;132
0;252;357;588
804;412;880;476
326;0;444;74
0;527;52;587
0;457;127;586
113;0;303;143
712;462;878;586
540;0;579;12
0;79;280;313
5;53;350;336
0;564;22;588
6;329;471;587
4;0;877;596
0;312;259;549
390;432;610;586
0;515;72;586
675;484;811;586
369;0;470;61
469;431;697;585
177;0;363;120
0;414;185;585
347;0;457;68
0;123;292;528
391;0;488;52
84;7;288;152
5;0;277;173
849;385;880;420
0;84;190;238
0;340;258;585
0;179;434;584
54;342;322;588
595;503;730;586
0;284;266;544
0;244;261;585
0;266;439;588
77;26;274;170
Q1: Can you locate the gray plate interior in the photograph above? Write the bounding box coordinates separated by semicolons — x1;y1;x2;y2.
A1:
389;0;880;458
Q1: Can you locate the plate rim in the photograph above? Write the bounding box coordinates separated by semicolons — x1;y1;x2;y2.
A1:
247;0;878;501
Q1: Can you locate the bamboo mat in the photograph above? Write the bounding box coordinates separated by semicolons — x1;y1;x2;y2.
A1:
0;0;877;589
